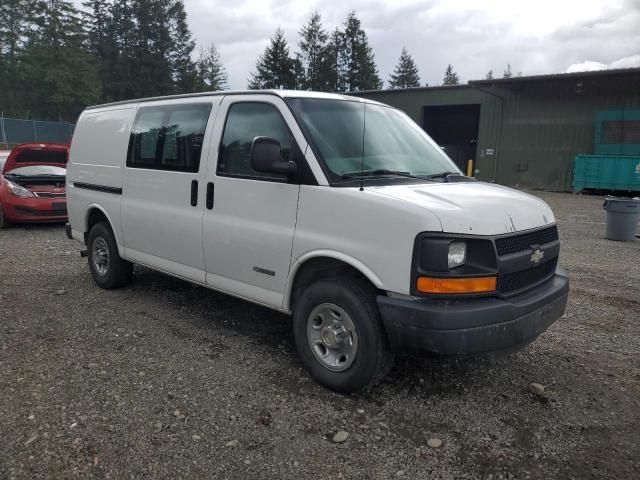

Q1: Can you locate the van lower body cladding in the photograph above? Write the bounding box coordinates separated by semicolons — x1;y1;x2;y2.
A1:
377;268;569;355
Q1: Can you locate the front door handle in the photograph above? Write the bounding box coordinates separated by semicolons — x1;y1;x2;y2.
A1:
190;180;198;206
206;182;214;209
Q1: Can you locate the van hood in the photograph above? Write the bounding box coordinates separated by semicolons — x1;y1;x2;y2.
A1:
367;181;555;236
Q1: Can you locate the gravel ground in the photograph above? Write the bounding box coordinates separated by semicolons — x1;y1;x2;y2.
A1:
1;191;639;479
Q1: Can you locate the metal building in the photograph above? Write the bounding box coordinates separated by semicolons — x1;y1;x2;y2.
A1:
357;67;640;191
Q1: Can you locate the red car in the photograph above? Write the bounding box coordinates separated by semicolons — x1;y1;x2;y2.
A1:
0;143;69;228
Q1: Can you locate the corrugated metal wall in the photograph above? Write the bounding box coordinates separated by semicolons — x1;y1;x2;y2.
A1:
493;74;640;190
358;71;640;191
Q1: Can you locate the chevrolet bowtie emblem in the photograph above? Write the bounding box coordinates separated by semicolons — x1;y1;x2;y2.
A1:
530;248;544;264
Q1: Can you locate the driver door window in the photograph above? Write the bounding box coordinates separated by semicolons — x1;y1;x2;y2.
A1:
218;102;293;180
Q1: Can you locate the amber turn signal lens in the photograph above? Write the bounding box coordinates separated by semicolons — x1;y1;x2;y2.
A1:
416;276;497;294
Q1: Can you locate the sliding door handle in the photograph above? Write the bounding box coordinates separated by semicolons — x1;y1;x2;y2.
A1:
206;182;214;209
190;180;198;206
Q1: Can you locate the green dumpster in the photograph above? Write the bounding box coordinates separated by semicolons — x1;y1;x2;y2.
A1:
573;110;640;193
573;154;640;193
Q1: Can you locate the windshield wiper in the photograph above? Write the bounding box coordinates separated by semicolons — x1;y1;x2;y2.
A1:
425;171;476;182
342;169;424;180
426;171;458;179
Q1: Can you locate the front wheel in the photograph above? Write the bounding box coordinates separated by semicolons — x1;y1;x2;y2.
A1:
293;277;394;393
87;222;133;289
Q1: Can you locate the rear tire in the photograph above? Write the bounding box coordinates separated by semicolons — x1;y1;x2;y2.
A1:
87;222;133;289
293;277;394;393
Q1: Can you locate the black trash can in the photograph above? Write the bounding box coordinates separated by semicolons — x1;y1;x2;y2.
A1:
603;197;640;241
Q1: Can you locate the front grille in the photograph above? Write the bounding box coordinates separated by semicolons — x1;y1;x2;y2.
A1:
499;258;557;293
34;192;66;198
14;206;67;217
495;226;558;257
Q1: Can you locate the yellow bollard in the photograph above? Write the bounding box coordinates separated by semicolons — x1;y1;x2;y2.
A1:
466;159;474;177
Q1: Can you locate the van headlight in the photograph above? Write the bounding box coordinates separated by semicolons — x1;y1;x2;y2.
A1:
7;180;34;198
448;241;466;269
412;234;497;296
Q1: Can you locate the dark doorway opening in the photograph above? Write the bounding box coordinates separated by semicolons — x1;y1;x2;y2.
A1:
422;104;480;172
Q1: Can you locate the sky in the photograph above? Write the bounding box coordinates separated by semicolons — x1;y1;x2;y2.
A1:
83;0;640;89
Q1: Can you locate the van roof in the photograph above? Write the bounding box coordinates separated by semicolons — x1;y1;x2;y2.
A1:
85;90;387;111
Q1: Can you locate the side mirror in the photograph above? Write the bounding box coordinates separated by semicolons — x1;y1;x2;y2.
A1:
251;136;297;178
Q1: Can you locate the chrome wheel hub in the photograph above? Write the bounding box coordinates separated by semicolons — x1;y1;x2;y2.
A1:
307;303;358;372
92;237;110;276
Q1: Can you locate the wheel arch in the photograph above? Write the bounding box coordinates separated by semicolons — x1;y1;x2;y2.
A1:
84;204;124;255
284;250;384;313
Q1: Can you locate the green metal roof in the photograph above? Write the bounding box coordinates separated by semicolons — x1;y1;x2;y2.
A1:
470;67;640;86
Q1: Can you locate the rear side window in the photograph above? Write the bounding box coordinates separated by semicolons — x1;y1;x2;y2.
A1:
15;149;67;164
218;102;293;180
128;103;212;172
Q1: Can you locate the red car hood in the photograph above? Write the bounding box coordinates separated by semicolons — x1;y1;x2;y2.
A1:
2;143;70;174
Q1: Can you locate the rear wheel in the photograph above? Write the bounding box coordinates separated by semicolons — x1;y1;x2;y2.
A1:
87;222;133;289
293;277;394;393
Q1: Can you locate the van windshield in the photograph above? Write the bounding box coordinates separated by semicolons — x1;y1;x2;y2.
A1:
287;98;459;182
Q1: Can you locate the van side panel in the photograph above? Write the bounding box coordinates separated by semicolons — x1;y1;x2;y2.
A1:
67;106;136;248
120;98;221;283
290;185;443;302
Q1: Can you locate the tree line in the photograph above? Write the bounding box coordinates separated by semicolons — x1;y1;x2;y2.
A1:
0;2;518;122
0;0;227;121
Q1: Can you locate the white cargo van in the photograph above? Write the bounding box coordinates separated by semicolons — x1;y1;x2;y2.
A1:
66;90;569;392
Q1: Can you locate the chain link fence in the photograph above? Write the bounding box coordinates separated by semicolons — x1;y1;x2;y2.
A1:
0;115;75;147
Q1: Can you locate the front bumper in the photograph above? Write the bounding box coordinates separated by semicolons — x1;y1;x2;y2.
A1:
377;267;569;355
2;198;67;223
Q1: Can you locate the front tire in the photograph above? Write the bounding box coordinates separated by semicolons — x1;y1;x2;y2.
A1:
293;277;394;393
87;222;133;289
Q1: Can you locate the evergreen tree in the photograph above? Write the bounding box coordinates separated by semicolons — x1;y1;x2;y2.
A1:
0;0;34;64
486;69;493;80
293;52;305;90
298;12;330;91
21;0;101;120
196;43;228;90
388;47;420;89
131;0;175;97
248;28;296;89
0;0;38;116
104;0;136;100
339;11;382;91
442;64;459;85
169;0;198;93
324;28;345;92
84;0;198;100
82;0;115;99
503;63;513;78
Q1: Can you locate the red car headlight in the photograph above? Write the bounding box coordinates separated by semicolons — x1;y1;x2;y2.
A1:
6;180;35;198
